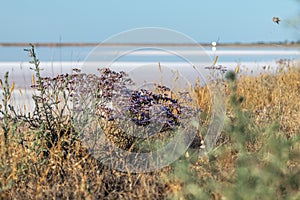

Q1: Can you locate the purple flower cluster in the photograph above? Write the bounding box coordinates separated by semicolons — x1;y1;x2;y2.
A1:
123;88;181;132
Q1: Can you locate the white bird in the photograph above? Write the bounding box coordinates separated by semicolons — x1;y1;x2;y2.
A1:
273;17;281;24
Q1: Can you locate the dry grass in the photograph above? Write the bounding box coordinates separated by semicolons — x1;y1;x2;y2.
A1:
235;64;300;137
0;55;300;199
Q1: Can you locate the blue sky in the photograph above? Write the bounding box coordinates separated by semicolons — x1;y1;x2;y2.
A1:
0;0;299;43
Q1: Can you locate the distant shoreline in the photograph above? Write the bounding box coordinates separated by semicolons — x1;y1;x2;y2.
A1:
0;42;300;48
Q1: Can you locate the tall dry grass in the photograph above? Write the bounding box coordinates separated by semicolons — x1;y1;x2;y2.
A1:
0;46;299;199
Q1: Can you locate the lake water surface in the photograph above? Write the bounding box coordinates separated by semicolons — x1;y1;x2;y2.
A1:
0;45;299;112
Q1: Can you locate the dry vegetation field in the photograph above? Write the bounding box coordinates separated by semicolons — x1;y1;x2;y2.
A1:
0;46;299;199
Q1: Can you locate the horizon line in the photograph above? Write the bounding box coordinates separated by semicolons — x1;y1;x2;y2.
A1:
0;42;300;48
